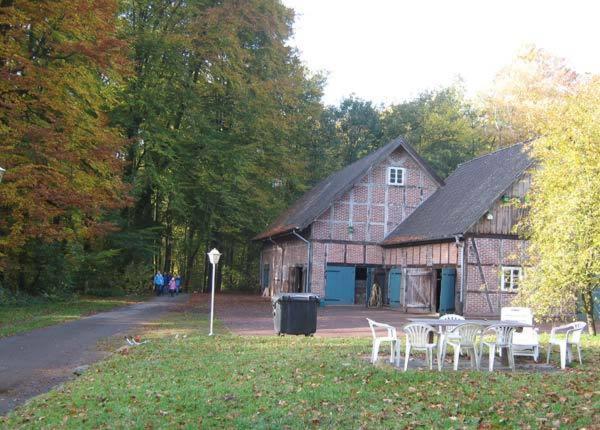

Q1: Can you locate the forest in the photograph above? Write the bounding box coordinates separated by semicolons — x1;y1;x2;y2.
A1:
0;0;597;313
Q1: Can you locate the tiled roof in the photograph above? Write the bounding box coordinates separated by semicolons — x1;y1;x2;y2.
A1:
254;137;443;240
383;142;534;245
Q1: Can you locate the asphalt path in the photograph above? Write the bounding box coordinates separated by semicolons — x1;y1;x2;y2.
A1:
0;294;187;415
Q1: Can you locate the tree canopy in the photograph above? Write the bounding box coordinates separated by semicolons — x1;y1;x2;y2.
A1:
382;84;493;177
0;0;596;322
516;76;599;333
0;0;129;293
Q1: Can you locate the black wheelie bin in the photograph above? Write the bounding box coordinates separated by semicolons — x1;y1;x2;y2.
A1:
272;293;319;336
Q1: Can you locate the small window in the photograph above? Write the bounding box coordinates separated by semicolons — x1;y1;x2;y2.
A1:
500;266;522;291
387;167;405;186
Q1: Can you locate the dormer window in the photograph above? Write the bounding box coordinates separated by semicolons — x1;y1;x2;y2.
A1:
387;167;405;186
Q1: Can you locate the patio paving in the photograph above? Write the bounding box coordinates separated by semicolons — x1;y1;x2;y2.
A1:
189;293;589;373
190;292;435;337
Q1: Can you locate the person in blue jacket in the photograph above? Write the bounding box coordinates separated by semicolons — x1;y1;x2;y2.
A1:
175;275;182;295
154;271;164;296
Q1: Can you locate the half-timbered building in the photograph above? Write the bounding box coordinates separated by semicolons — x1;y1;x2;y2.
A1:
381;142;533;316
254;138;533;316
253;137;443;305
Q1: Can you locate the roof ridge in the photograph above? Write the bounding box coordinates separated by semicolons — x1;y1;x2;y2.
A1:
455;141;529;169
299;138;396;192
254;136;442;241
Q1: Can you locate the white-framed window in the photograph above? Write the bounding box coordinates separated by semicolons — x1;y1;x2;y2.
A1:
387;167;406;186
500;266;522;291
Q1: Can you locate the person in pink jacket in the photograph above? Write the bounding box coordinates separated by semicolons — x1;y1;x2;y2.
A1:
168;277;177;297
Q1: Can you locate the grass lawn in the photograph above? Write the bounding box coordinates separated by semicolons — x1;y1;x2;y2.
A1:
3;308;599;429
0;295;147;338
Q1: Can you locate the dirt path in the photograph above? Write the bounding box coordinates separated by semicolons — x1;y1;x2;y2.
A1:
0;294;188;415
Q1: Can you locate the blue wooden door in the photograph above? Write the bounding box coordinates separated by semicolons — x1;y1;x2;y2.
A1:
325;265;355;305
388;268;402;308
439;267;456;314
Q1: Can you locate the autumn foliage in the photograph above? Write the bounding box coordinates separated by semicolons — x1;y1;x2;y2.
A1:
0;2;597;307
0;1;129;283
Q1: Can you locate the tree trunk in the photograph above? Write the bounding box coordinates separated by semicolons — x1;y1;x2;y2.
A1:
203;240;210;293
183;226;199;290
216;259;223;292
16;249;27;295
163;212;173;273
227;243;234;289
581;289;597;336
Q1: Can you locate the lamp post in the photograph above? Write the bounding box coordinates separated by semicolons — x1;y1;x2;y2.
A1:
207;248;221;336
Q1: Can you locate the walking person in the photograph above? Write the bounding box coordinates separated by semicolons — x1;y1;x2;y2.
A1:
153;271;164;296
175;274;182;295
164;272;172;295
168;276;177;297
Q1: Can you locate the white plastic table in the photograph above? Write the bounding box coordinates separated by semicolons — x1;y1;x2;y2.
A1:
407;318;532;368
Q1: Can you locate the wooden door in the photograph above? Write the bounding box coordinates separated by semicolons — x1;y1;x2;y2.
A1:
388;268;402;308
404;268;433;310
439;267;456;314
324;265;356;305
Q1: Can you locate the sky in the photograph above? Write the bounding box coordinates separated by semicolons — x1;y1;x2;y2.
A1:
282;0;600;106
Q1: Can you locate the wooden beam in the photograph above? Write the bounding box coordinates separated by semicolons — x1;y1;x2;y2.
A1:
470;237;494;314
441;243;449;264
311;239;381;246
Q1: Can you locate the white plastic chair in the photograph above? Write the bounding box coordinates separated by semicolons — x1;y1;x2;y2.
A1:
546;322;586;369
367;318;400;365
479;325;515;371
439;314;465;333
501;307;540;361
403;323;438;371
440;323;482;370
439;314;465;340
437;314;465;364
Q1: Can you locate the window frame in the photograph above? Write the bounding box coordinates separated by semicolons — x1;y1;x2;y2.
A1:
500;266;522;292
387;166;406;186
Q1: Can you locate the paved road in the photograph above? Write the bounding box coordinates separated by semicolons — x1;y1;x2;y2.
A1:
0;294;187;415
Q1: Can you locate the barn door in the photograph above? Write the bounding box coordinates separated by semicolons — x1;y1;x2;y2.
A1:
388;268;402;308
325;265;355;305
404;268;433;310
439;267;456;314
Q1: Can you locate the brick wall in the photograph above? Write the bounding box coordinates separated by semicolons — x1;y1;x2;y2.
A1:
310;242;326;296
463;237;529;316
310;148;439;244
308;147;439;297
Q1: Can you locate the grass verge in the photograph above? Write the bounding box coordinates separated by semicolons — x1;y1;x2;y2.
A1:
2;308;599;429
0;295;148;338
